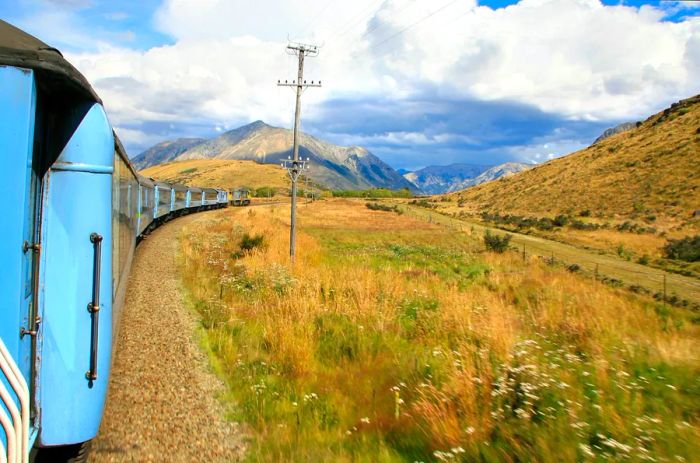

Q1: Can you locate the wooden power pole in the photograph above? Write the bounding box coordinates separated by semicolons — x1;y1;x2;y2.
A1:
278;42;321;262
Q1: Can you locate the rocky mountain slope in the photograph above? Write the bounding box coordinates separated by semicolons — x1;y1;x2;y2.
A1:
592;122;637;144
134;121;415;191
132;138;206;170
448;95;700;228
403;164;491;195
445;162;531;193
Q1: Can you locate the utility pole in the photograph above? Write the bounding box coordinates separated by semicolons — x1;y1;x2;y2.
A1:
278;42;321;262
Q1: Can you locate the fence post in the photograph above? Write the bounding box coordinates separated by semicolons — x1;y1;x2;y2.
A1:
663;273;667;308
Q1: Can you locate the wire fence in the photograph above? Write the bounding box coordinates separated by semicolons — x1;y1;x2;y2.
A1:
404;206;700;310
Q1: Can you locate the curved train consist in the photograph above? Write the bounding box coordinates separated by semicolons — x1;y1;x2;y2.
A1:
0;20;228;462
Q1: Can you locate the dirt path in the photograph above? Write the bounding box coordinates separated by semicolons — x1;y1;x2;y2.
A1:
404;205;700;305
90;212;245;462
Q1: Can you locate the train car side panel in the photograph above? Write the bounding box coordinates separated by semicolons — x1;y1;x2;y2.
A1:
38;104;114;445
0;66;38;452
111;153;138;337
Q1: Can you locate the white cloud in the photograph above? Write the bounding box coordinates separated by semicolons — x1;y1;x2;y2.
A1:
62;0;700;157
361;0;700;120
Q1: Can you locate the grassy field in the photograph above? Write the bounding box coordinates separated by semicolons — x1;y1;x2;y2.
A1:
177;199;699;462
400;204;700;307
436;95;700;265
140;159;290;192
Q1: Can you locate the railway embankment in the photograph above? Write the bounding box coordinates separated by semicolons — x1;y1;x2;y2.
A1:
90;213;246;462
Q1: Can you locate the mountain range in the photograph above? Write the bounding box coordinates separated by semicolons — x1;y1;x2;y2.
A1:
132;121;415;191
402;164;490;195
403;162;532;194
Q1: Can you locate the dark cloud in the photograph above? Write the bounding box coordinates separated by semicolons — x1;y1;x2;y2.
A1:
304;91;611;169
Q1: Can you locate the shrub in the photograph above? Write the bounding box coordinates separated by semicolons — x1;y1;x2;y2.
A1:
663;236;700;262
484;230;512;253
553;214;570;227
637;255;650;265
409;199;437;209
255;186;276;198
537;217;555;231
579;209;591;217
365;202;402;214
239;232;265;253
333;188;412;198
179;167;198;174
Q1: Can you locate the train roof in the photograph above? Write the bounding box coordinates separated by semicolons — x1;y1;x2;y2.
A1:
0;19;101;103
136;175;155;188
170;183;189;191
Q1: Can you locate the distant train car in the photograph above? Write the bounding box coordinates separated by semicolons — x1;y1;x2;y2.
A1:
154;182;173;220
0;20;228;462
231;188;252;206
187;187;203;209
202;188;218;208
171;184;189;214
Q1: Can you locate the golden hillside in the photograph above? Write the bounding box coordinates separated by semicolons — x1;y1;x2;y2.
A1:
139;159;290;191
450;95;700;229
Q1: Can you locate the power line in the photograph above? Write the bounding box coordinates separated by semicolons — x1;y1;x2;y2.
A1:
366;3;473;59
366;0;461;53
325;0;387;46
361;0;420;42
296;0;336;39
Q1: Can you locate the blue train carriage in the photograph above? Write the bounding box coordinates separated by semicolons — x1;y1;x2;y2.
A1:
154;181;173;221
0;19;137;461
217;189;229;206
171;183;189;216
136;175;155;236
187;186;202;209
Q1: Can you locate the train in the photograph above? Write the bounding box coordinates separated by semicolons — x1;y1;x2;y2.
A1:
0;20;228;462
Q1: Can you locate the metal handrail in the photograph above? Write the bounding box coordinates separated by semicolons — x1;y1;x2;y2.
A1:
86;232;103;382
0;338;29;463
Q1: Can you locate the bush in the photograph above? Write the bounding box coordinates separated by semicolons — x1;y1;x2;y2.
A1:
255;186;276;198
663;236;700;262
365;202;402;214
239;233;265;253
553;214;570;227
567;264;581;273
409;199;437;209
537;217;555;231
579;209;591;217
484;230;512;253
333;188;412;198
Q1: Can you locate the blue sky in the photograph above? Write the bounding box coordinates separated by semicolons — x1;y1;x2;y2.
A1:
2;0;699;170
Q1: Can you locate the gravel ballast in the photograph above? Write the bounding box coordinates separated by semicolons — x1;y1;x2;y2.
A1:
90;212;245;462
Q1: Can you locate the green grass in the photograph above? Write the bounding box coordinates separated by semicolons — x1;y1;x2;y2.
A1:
178;203;700;462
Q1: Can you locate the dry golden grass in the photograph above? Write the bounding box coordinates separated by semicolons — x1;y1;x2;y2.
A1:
446;95;700;233
551;228;667;257
140;159;289;191
177;199;699;462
